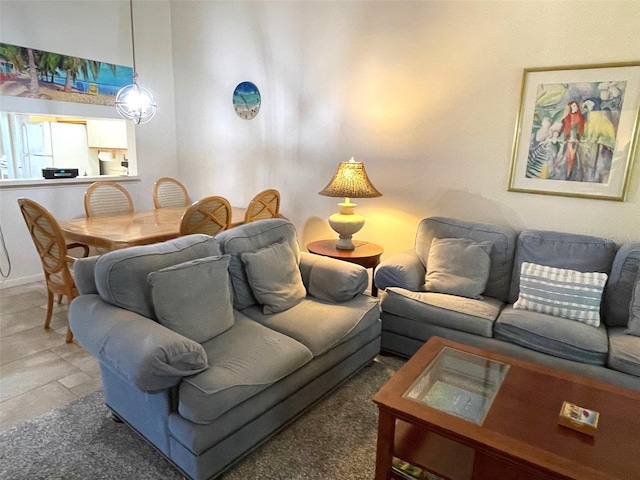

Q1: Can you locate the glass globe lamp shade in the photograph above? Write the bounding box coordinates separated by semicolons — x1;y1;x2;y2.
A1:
115;82;157;125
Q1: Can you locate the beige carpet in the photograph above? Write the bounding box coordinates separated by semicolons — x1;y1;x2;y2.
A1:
0;355;404;480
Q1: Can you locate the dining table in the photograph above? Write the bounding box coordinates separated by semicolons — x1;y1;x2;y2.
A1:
59;206;247;251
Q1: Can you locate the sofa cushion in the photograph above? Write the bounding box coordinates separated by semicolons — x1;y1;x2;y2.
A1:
424;237;492;299
513;262;607;328
241;241;306;314
241;295;380;356
94;234;221;319
148;255;234;343
494;305;609;365
602;243;640;327
607;327;640;377
415;217;517;302
179;314;313;424
216;219;300;310
627;271;640;336
508;230;617;304
380;287;503;338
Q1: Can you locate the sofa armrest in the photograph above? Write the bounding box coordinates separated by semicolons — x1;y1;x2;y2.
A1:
374;249;425;292
299;251;368;302
69;295;208;391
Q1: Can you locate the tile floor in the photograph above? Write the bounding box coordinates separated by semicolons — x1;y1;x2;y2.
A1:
0;281;102;432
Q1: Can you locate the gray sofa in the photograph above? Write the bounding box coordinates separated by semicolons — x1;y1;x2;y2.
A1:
374;216;640;391
69;219;381;480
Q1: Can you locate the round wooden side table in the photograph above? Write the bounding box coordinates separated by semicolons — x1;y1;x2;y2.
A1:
306;239;384;296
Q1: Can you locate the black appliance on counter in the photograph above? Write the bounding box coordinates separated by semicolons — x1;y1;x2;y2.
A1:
42;168;79;179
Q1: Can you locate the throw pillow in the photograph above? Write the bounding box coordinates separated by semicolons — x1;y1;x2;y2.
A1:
626;270;640;336
241;241;306;314
424;237;493;299
513;262;607;327
148;255;234;343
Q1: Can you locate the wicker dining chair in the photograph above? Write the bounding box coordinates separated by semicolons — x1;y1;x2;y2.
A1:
179;196;232;236
18;198;89;343
153;177;191;209
244;189;281;223
84;181;134;217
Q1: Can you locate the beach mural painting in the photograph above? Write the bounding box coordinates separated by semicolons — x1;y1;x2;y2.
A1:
509;62;640;201
0;42;133;107
233;81;261;120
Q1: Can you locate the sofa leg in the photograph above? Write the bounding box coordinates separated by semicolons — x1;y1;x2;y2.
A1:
110;411;124;423
378;349;397;357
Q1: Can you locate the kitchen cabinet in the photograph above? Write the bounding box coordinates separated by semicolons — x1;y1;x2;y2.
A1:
86;119;128;149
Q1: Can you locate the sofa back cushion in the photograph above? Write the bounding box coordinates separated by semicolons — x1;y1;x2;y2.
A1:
602;243;640;328
415;217;517;302
94;234;221;319
627;269;640;336
424;237;493;299
241;241;306;314
508;230;618;305
148;255;234;342
216;219;300;310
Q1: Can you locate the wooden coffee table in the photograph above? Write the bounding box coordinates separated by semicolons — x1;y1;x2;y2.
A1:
373;337;640;480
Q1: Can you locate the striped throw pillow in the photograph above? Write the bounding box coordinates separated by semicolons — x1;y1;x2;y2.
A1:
513;262;607;327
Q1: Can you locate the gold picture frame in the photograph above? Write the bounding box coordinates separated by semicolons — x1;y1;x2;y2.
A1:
509;62;640;201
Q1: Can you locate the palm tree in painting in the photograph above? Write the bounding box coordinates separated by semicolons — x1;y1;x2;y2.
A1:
38;52;64;83
0;44;26;72
99;61;119;87
0;43;41;97
62;56;117;93
62;56;93;92
26;48;40;97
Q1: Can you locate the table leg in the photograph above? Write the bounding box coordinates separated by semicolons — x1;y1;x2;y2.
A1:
375;409;396;480
371;266;379;297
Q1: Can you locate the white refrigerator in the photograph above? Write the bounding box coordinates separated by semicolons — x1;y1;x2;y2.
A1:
12;114;90;179
17;115;54;179
50;122;91;175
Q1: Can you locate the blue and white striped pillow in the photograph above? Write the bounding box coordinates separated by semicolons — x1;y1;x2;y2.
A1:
513;262;607;327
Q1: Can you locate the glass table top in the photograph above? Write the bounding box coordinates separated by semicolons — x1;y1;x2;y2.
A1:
403;346;510;425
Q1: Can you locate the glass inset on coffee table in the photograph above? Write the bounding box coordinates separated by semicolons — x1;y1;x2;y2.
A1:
403;347;510;425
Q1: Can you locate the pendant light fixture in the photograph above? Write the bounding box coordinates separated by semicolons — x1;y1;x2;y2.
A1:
115;0;157;124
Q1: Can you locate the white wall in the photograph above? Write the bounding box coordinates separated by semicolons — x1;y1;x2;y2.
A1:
2;0;639;286
171;0;640;260
0;0;178;286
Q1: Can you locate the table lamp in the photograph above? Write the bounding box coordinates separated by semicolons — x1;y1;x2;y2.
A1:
319;157;382;250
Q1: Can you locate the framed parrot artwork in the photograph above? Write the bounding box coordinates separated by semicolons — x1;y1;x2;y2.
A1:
509;62;640;200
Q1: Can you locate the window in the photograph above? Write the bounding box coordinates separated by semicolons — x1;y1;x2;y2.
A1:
0;112;135;180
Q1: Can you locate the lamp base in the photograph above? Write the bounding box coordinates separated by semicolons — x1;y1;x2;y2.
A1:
328;208;364;251
335;236;356;250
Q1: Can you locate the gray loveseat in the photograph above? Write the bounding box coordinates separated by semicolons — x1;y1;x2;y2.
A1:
374;216;640;391
69;219;381;480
